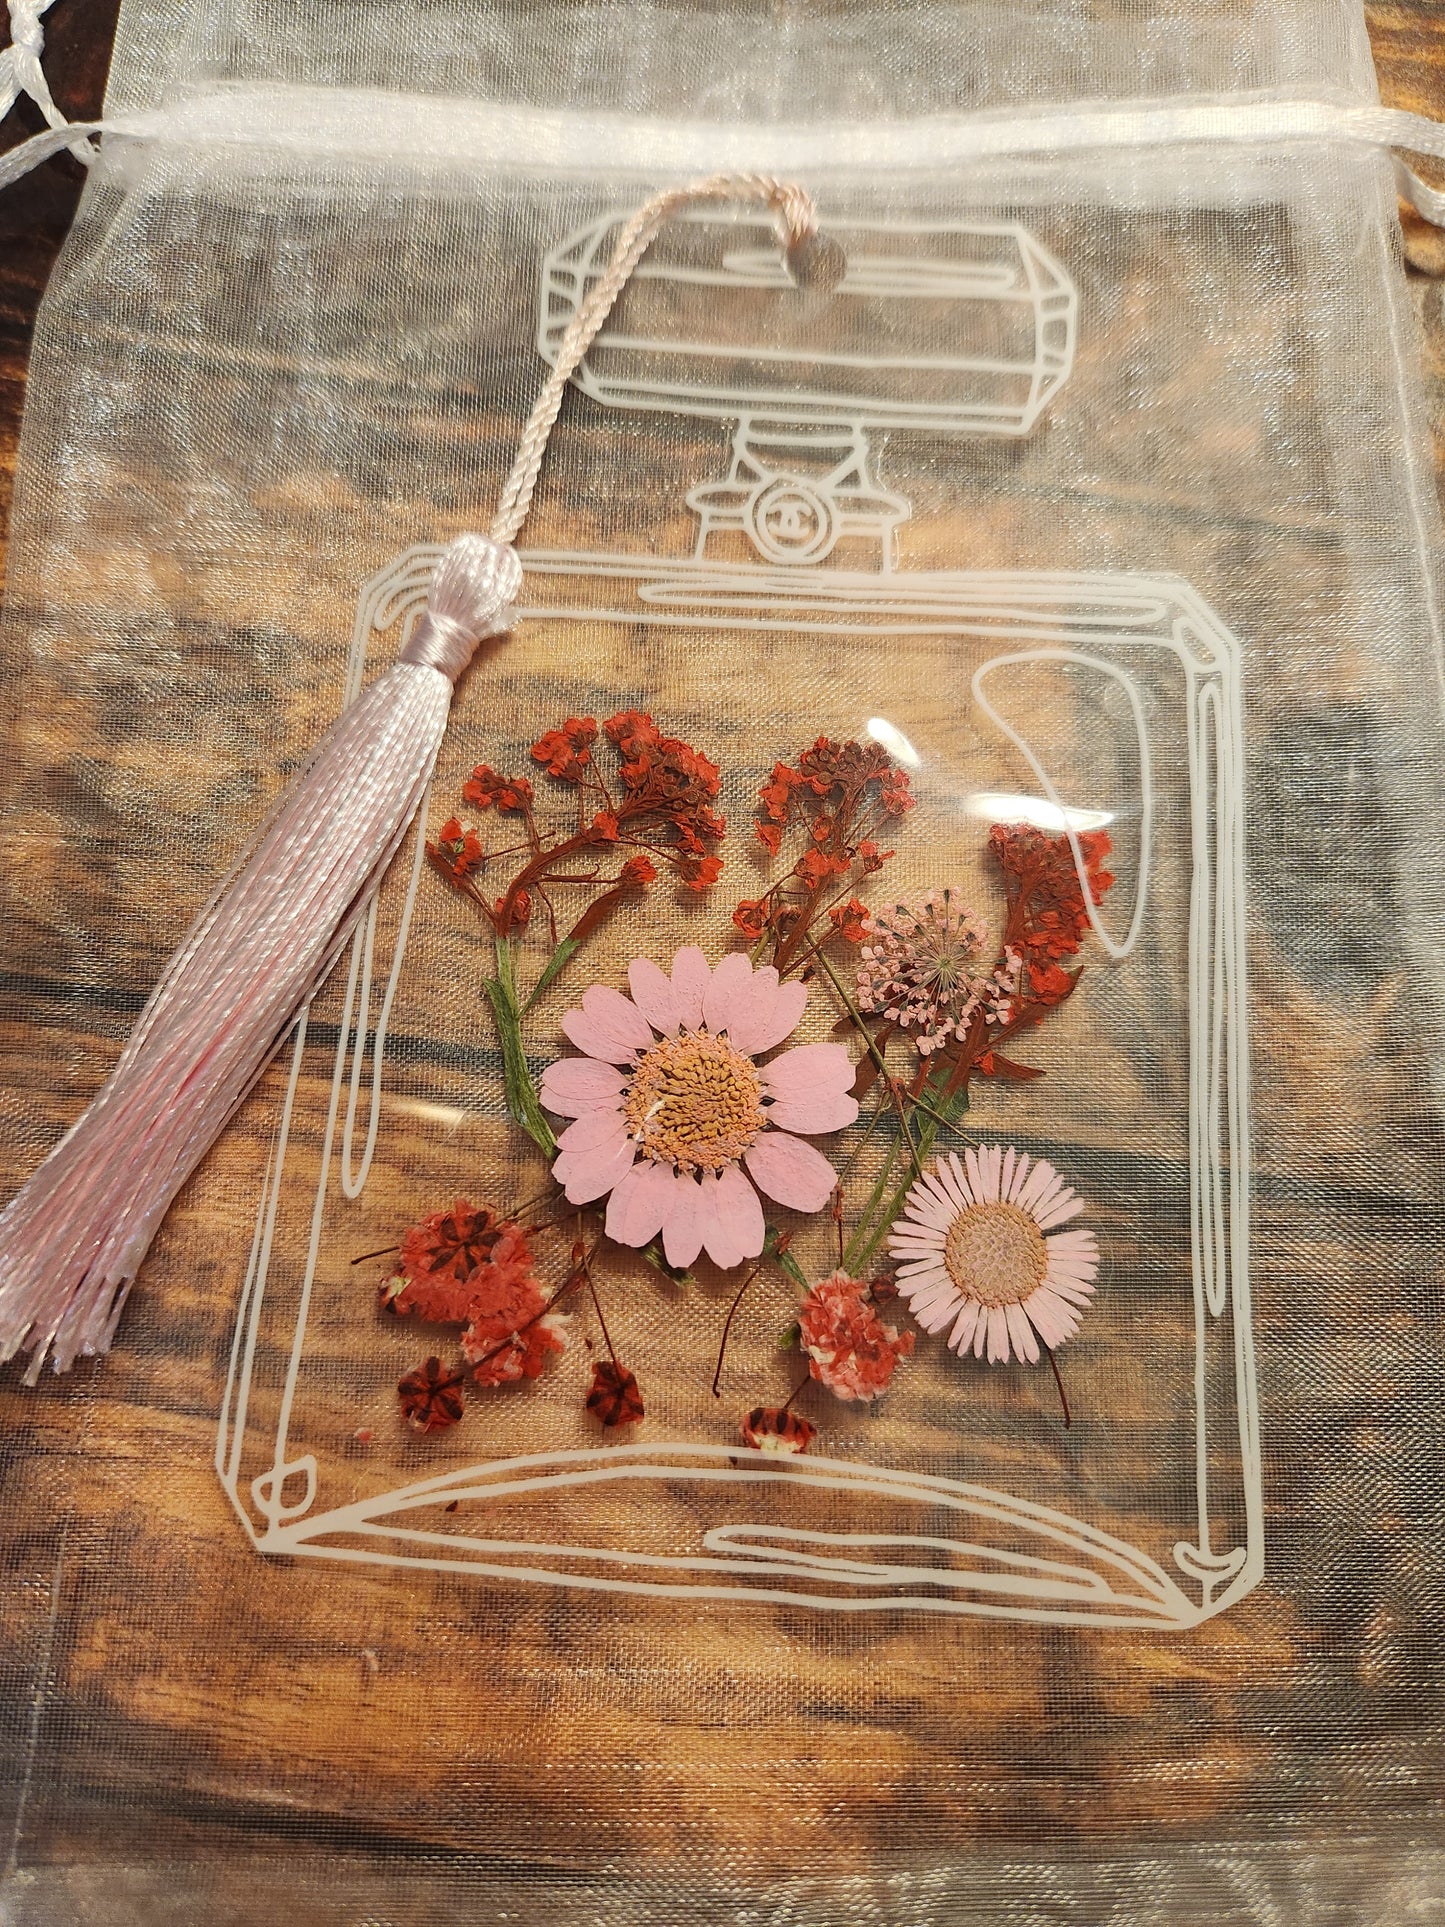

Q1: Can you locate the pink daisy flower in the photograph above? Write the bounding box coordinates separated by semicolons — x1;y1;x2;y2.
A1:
887;1145;1099;1365
540;947;859;1270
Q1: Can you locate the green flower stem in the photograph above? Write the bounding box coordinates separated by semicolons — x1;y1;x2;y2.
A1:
763;1225;809;1290
837;1085;889;1184
521;934;581;1013
841;1127;905;1273
846;1120;939;1272
845;1060;974;1270
805;941;891;1084
639;1237;695;1289
484;935;557;1156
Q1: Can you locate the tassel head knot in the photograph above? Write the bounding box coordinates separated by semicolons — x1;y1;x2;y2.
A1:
399;535;523;682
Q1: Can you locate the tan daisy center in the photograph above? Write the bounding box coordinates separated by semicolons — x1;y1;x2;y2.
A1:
624;1029;766;1173
943;1200;1048;1308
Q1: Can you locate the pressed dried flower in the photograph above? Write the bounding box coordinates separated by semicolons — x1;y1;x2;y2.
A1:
531;716;598;779
462;764;534;814
888;1145;1099;1365
798;1269;915;1402
878;772;915;816
466;1311;569;1387
463;709;726;941
383;1203;567;1396
432;816;484;880
398;1356;467;1432
828;896;870;944
989;823;1115;999
398;1199;508;1285
586;1358;645;1426
732;897;769;941
856;890;1016;1054
735;736;911;973
540;947;858;1269
740;1406;816;1455
383;1199;523;1325
456;1232;546;1343
619;853;658;888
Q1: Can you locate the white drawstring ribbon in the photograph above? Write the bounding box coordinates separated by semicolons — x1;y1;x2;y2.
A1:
5;91;1445;222
0;0;93;165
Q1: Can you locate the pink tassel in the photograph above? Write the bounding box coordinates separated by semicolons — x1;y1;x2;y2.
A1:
0;172;821;1385
0;533;521;1381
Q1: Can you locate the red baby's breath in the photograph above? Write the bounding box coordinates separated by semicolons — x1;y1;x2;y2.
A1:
828;896;870;944
531;717;597;780
434;709;725;945
432;816;483;880
735;736;909;975
990;823;1115;1006
462;765;534;814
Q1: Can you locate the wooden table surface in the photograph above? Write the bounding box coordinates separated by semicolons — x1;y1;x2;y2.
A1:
3;8;1445;1925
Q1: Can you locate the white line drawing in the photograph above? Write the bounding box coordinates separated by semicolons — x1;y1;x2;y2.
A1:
212;203;1257;1624
540;211;1076;568
214;550;1259;1628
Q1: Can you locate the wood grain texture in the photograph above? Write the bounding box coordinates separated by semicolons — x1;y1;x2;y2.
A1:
2;9;1445;1926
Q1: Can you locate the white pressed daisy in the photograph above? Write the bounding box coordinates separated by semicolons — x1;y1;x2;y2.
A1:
887;1145;1099;1365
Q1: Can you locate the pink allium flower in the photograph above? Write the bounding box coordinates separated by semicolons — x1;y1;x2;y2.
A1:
540;947;858;1269
797;1269;915;1402
888;1145;1099;1365
855;890;1020;1053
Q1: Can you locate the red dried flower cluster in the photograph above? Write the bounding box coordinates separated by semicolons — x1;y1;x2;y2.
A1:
597;711;726;890
531;715;596;780
384;1200;566;1418
733;737;911;974
431;816;484;881
428;710;724;942
990;824;1115;1008
463;766;534;815
797;1270;915;1403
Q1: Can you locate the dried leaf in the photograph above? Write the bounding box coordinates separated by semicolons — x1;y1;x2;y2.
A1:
978;1051;1044;1081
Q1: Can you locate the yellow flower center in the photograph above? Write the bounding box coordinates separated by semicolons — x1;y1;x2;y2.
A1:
943;1200;1048;1307
624;1029;766;1173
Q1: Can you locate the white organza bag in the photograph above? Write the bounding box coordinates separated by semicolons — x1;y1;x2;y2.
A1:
2;2;1444;1921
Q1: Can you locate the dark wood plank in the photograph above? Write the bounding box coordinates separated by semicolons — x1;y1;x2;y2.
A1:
1;9;1444;1922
